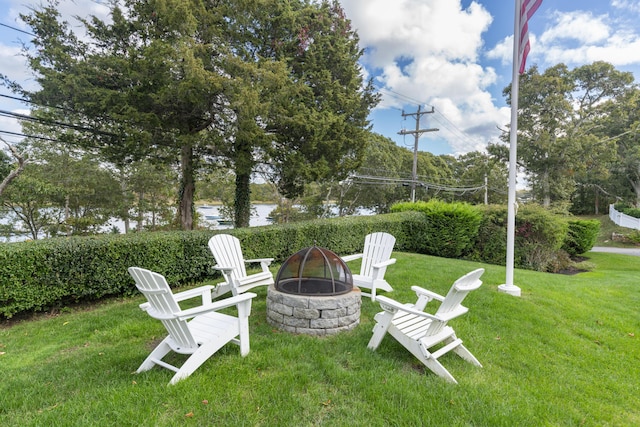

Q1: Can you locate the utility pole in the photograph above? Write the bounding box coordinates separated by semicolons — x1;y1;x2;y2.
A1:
398;106;438;202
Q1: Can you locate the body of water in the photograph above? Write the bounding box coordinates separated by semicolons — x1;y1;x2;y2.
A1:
2;204;372;242
196;204;275;229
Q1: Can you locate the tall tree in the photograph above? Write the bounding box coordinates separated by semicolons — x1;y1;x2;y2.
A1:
212;0;379;226
599;88;640;206
6;0;227;230
453;151;508;205
504;64;574;207
503;62;634;208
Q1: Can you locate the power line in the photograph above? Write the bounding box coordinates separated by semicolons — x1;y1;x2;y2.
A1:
346;173;486;194
1;93;77;114
0;109;119;137
0;22;36;38
372;82;485;153
0;129;62;143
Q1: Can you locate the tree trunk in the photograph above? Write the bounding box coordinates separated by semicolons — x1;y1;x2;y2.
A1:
542;168;551;208
179;144;195;230
630;178;640;207
594;188;599;215
235;172;251;228
137;191;144;231
0;141;26;196
120;179;130;234
234;131;254;228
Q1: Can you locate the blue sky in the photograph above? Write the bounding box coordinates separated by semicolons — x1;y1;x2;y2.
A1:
3;0;640;156
341;0;640;154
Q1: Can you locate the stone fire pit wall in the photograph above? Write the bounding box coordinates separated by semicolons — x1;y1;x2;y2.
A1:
266;284;362;336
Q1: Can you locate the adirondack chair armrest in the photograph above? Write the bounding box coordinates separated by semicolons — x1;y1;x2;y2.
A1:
411;285;445;302
173;285;216;304
372;258;396;269
246;258;274;276
214;265;235;273
213;265;237;283
139;285;216;312
244;258;274;270
377;295;466;322
341;253;363;263
176;292;257;320
375;295;439;321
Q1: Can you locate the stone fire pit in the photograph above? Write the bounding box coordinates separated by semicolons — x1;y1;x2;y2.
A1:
266;245;362;336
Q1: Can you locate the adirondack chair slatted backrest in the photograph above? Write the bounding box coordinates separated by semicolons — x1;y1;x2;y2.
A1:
128;267;198;350
209;234;248;280
360;232;396;277
428;268;484;336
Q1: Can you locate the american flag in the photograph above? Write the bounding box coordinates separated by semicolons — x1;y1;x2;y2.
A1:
518;0;542;74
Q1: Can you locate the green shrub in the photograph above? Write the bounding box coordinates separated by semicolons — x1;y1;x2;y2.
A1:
561;219;601;255
623;207;640;219
614;202;633;212
470;204;568;272
627;230;640;244
468;205;508;266
391;200;482;258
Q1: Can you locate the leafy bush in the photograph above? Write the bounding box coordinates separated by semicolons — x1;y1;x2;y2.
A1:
623;208;640;219
613;202;633;212
561;219;601;255
391;200;482;258
627;230;640;244
468;205;508;266
470;204;568;272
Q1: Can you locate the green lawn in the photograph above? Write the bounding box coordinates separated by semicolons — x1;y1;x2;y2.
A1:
1;251;639;426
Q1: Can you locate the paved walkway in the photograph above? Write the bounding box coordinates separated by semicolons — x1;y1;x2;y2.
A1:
590;246;640;257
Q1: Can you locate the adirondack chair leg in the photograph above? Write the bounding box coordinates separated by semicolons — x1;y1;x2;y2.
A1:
422;357;458;384
452;343;482;367
367;312;394;350
168;340;230;385
237;300;252;356
137;338;172;373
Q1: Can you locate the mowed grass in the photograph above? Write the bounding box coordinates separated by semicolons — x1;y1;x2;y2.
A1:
1;251;639;426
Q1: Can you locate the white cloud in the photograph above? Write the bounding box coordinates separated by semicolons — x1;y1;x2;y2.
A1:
0;108;29;144
341;0;505;153
543;37;640;67
485;33;541;68
536;10;640;67
0;43;27;77
343;0;492;68
612;0;640;14
539;11;610;45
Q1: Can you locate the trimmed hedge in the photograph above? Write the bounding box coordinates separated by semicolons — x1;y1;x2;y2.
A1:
0;203;591;319
0;212;420;318
391;200;482;258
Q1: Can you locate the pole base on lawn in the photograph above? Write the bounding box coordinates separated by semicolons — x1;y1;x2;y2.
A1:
498;283;521;297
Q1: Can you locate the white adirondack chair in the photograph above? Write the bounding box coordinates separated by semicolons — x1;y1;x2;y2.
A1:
341;232;396;300
367;268;484;384
208;234;274;297
128;267;257;385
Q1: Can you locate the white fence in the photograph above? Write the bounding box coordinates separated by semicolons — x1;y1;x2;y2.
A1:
609;204;640;230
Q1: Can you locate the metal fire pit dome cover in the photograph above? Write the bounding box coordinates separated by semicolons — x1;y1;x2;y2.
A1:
275;245;353;295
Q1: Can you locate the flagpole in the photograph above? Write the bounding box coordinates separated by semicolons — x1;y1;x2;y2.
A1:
498;0;523;297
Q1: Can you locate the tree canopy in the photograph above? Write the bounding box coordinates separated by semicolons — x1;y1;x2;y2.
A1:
4;0;378;229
